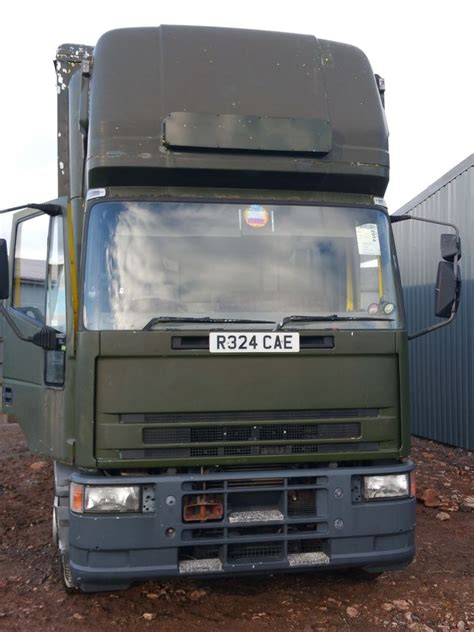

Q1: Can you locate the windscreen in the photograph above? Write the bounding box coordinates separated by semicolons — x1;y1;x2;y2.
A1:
83;201;401;330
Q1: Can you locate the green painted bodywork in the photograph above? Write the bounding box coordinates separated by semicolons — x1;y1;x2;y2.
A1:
93;329;408;468
65;327;411;470
79;189;410;469
2;27;412;472
86;27;389;196
2;186;411;470
2;186;410;471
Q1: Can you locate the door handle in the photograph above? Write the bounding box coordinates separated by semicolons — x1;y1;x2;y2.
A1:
3;386;12;405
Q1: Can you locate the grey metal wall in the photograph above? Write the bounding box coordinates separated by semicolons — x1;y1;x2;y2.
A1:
393;155;474;449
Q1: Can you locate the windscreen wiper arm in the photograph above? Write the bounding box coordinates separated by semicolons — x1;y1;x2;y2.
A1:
143;316;276;330
275;314;393;330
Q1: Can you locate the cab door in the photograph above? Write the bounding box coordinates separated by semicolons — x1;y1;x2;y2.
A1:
2;202;67;455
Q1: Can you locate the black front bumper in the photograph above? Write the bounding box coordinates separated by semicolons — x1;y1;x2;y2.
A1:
68;462;415;592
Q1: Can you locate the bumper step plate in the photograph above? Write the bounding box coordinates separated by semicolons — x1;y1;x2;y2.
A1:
228;509;284;523
179;558;223;574
288;552;330;567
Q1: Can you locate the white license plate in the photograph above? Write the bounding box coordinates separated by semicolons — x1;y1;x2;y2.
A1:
209;332;299;353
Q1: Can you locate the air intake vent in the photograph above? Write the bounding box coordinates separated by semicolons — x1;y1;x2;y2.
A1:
121;442;379;460
121;409;377;424
227;541;284;563
142;422;361;445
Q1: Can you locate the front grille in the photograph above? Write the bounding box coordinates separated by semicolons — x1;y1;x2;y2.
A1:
227;525;284;537
122;408;378;424
119;409;379;463
228;542;284;563
121;442;379;460
142;422;361;445
288;490;316;516
287;539;323;554
173;472;332;570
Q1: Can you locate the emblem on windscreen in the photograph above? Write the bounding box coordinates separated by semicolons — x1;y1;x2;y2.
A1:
243;205;270;228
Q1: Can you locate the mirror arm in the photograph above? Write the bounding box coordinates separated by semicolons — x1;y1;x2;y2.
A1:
0;203;62;216
391;213;460;242
407;311;456;340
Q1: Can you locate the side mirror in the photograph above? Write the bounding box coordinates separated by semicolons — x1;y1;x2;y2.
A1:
440;233;461;262
435;261;459;318
0;239;9;299
392;214;462;340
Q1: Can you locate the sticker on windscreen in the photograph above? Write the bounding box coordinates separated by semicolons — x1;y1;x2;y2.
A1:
243;205;270;228
356;223;381;256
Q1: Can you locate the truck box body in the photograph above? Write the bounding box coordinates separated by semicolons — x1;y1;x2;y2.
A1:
2;27;422;592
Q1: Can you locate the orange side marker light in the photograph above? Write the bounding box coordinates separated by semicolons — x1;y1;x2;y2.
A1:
70;482;84;513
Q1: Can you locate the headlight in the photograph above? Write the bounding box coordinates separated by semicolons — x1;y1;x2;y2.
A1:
70;483;141;513
363;474;409;500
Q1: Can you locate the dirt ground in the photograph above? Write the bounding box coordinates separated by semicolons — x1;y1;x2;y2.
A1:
0;423;473;632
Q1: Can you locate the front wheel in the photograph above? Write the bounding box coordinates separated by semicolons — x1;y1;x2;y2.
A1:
59;551;77;593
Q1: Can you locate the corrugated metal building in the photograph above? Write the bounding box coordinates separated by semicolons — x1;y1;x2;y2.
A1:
393;155;473;450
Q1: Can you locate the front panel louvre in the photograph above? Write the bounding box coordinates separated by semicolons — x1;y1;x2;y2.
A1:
121;442;379;459
142;422;361;445
122;409;378;424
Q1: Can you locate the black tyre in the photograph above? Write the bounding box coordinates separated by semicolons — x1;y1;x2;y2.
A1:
59;552;77;593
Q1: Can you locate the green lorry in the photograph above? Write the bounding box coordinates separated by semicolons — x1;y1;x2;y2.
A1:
0;26;461;592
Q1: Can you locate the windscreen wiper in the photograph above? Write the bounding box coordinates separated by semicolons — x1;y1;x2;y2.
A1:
275;314;394;330
143;316;276;330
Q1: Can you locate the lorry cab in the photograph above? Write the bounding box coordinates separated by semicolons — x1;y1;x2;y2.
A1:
0;26;460;592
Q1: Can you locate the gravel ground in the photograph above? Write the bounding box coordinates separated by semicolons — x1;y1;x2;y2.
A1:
0;423;473;631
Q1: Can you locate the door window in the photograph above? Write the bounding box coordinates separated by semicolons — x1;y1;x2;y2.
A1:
12;215;49;323
46;217;66;332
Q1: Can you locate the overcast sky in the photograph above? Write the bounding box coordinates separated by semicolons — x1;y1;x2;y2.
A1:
0;0;472;236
